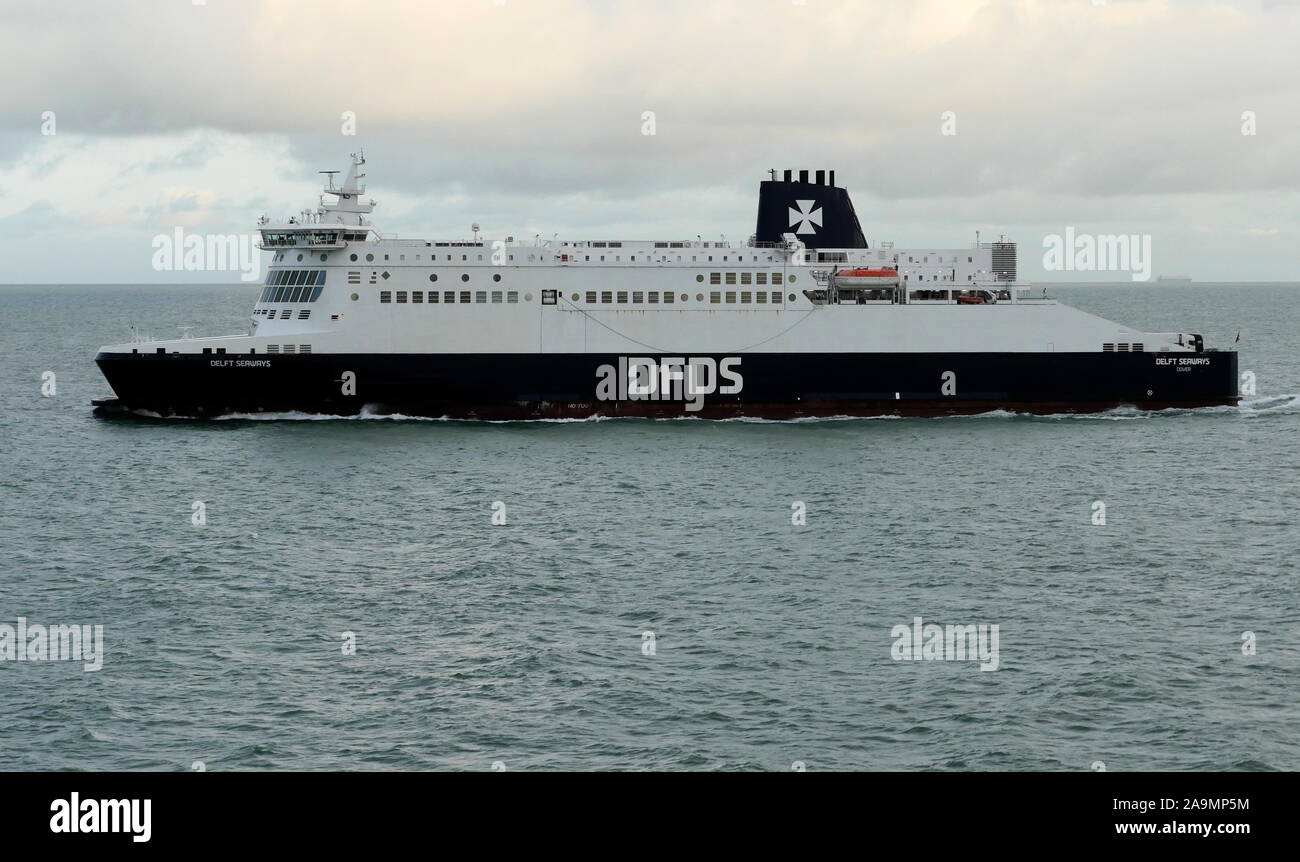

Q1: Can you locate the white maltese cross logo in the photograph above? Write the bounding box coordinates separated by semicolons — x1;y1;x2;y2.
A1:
788;199;823;235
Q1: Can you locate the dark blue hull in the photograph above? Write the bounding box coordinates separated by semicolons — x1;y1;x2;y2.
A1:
93;350;1240;419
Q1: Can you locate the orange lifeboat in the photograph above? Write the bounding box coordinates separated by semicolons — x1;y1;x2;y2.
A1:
834;268;900;286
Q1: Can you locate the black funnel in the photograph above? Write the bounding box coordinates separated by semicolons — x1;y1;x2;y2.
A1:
754;171;866;249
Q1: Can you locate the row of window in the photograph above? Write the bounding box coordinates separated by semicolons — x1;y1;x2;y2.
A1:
254;308;311;320
267;269;327;286
265;344;312;354
259;283;325;304
582;290;789;305
380;290;520;304
703;272;794;286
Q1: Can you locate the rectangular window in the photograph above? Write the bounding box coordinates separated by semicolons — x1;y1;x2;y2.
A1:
428;291;440;303
663;291;675;304
475;291;487;303
445;291;455;303
771;291;781;303
601;291;612;303
632;291;644;303
298;309;311;319
585;291;597;303
491;291;502;303
460;291;471;303
725;291;736;303
648;292;659;304
412;291;423;303
741;272;751;285
396;291;407;303
725;272;736;285
617;291;628;303
757;272;767;285
507;292;518;303
740;292;752;303
756;291;767;304
710;272;721;285
710;292;721;304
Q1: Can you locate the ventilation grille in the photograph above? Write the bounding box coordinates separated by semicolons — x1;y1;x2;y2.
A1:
991;242;1017;282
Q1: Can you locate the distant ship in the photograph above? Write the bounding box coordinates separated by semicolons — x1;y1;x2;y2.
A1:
1156;275;1194;284
92;156;1239;419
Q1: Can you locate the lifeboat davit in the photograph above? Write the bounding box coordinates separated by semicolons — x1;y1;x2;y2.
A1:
834;268;900;286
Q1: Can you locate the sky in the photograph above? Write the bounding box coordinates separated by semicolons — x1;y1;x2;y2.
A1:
0;0;1297;283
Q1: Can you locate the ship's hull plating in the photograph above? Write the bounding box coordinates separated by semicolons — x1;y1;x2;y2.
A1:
93;351;1240;419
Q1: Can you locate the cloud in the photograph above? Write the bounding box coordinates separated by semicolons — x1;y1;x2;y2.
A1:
0;0;1298;281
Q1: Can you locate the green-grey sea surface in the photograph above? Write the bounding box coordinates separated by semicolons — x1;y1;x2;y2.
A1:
1;283;1297;771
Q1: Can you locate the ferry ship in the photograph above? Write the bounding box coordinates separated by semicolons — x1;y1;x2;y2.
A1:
93;154;1239;419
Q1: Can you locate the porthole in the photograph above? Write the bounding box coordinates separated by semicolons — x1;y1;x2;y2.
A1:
350;253;357;262
695;274;704;283
571;293;579;301
350;293;359;301
695;293;703;301
428;273;438;282
461;273;470;282
319;254;327;262
296;253;304;261
492;273;502;282
366;253;374;262
681;294;688;301
788;275;796;283
525;293;533;302
788;293;796;302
